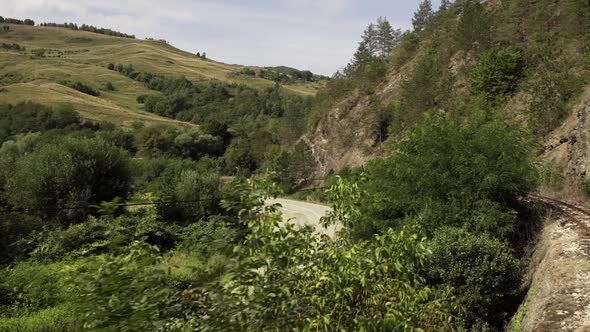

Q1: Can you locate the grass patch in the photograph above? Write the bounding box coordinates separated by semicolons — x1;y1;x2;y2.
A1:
0;305;82;332
507;284;536;332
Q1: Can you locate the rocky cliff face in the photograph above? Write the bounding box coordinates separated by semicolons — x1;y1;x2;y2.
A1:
543;88;590;190
303;64;410;177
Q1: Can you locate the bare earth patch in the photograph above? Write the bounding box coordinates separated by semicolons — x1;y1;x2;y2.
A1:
517;214;590;331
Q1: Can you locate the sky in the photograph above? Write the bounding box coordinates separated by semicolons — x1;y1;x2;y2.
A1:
0;0;441;75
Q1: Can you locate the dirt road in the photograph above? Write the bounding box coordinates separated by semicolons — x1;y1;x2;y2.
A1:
268;198;339;238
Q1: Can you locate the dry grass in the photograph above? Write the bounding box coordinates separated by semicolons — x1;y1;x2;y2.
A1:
0;24;322;127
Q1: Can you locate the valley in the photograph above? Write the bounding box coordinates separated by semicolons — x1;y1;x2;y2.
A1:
1;0;590;330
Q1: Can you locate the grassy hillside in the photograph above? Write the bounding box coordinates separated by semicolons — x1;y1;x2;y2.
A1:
0;24;324;127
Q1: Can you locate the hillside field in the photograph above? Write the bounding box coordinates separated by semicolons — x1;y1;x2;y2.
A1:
0;24;324;127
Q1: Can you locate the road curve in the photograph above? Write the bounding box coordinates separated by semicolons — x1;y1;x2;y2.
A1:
267;198;340;238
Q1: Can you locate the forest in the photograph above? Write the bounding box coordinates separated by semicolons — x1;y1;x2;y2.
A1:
1;0;589;330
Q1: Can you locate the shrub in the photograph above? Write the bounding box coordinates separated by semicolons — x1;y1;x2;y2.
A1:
4;136;130;224
426;228;523;329
0;102;81;143
107;63;115;70
104;82;115;91
136;94;148;104
363;108;538;239
30;48;46;57
29;215;179;261
156;170;221;223
59;80;100;96
469;47;525;104
456;0;492;51
0;261;78;312
0;305;81;332
78;242;180;331
199;195;456;331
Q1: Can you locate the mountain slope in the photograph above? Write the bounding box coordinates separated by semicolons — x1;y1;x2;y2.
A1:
0;24;324;127
305;0;590;178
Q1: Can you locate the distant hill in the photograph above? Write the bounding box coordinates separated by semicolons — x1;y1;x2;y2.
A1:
0;23;325;127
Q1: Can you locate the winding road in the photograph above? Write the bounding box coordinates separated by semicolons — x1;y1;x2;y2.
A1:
268;198;340;238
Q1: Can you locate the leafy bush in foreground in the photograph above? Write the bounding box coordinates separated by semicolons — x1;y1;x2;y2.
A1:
426;227;522;329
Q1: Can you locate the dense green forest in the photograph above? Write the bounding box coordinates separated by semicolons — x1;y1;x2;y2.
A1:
1;0;589;330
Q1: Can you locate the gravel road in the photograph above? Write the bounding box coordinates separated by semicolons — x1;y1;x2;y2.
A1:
267;198;339;238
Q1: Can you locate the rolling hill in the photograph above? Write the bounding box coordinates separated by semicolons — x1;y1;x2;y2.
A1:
0;24;325;127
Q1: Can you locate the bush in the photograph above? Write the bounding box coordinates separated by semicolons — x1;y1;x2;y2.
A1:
199;194;456;331
456;0;492;51
0;305;81;332
363;108;538;239
0;261;78;313
30;215;179;261
78;242;180;331
59;80;100;96
106;63;115;70
156;170;221;223
469;47;525;104
30;49;46;57
0;102;81;143
4;136;130;224
426;228;523;329
136;94;148;104
104;82;115;91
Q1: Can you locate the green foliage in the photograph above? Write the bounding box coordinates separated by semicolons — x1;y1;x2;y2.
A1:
581;176;590;197
104;81;115;91
344;18;400;80
413;0;434;32
28;214;179;261
0;305;81;332
363;109;538;239
78;242;179;331
539;161;565;191
0;261;83;330
3;136;130;224
261;142;316;191
0;102;81;143
200;197;456;331
426;228;522;329
456;0;492;51
59;80;101;96
173;128;224;160
526;57;586;135
400;48;452;118
31;48;46;58
156;170;221;223
391;31;420;68
469;47;525;104
39;21;135;38
0;42;23;51
224;137;259;175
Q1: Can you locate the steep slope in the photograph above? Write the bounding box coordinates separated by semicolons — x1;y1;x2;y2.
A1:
542;87;590;194
305;0;589;177
0;24;323;127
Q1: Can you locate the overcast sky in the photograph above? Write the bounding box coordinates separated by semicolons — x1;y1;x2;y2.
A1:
1;0;441;75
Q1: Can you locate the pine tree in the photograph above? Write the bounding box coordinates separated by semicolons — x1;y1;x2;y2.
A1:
376;17;401;58
413;0;434;32
344;39;371;78
362;23;379;57
440;0;452;11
